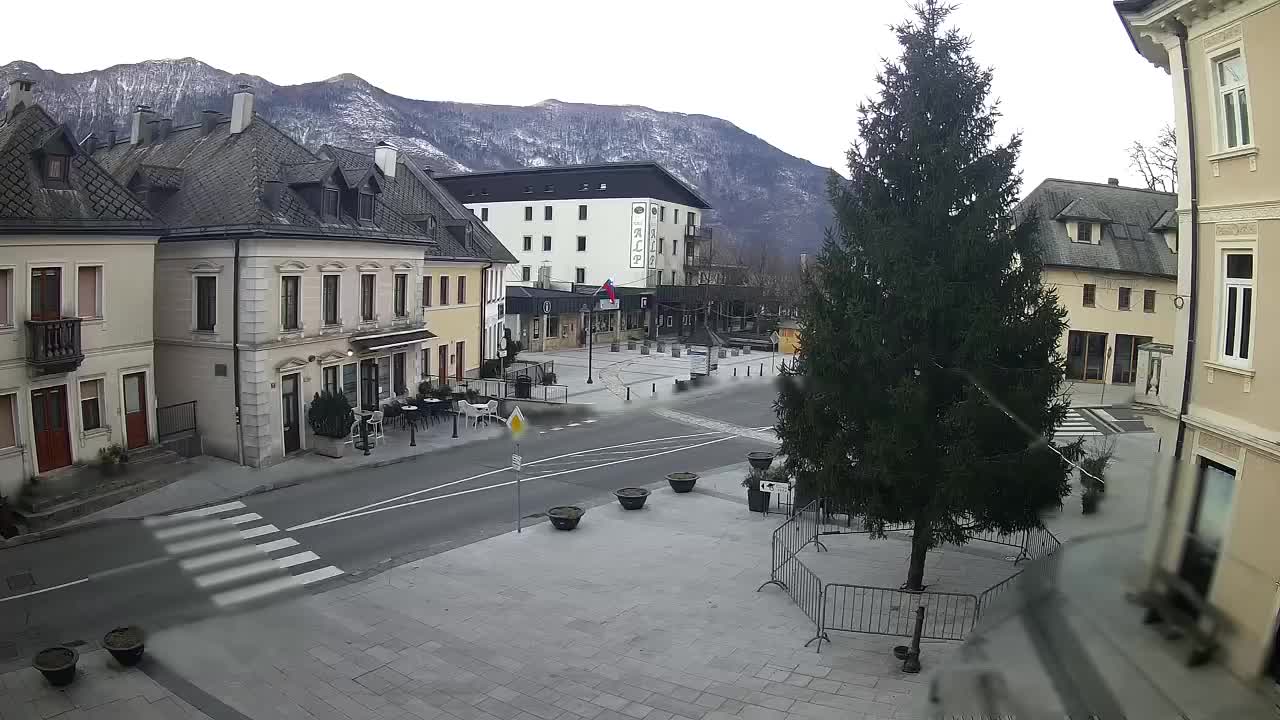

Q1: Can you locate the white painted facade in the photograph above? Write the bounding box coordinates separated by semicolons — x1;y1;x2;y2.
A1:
466;197;708;292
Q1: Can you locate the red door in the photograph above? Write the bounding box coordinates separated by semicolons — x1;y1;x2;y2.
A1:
438;345;448;386
122;372;149;450
455;341;465;382
31;386;72;473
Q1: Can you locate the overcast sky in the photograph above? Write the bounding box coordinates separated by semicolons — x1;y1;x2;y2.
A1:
6;0;1172;190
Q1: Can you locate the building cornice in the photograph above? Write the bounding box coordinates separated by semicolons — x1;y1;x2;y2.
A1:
1179;200;1280;222
1117;0;1275;70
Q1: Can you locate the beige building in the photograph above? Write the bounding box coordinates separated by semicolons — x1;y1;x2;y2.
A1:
1119;0;1280;685
0;80;159;498
1018;178;1178;391
92;90;513;468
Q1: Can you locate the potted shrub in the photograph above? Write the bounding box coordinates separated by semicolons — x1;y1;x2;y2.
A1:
307;390;355;458
666;472;698;493
96;443;127;477
1079;439;1114;495
657;340;667;352
744;453;777;513
671;346;682;358
641;344;651;355
627;340;636;350
548;506;584;530
610;341;620;352
747;451;776;471
614;488;650;510
103;626;145;666
33;646;78;686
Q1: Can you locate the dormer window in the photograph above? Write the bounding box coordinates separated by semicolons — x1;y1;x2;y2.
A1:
43;154;69;187
322;188;339;217
358;191;375;221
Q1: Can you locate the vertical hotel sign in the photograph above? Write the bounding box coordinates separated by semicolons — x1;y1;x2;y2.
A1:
630;202;647;269
648;204;659;268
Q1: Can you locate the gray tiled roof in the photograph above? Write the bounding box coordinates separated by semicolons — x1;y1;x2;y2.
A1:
0;105;154;230
93;115;422;240
1054;197;1112;222
321;144;516;264
1018;178;1177;278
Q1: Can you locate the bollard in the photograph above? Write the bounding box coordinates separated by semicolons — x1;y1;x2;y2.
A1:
760;363;764;376
748;365;751;377
452;407;459;439
627;386;631;402
361;412;370;456
734;367;738;377
902;606;925;673
409;415;416;447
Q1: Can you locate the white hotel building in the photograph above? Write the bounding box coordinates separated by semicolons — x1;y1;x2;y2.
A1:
436;162;714;293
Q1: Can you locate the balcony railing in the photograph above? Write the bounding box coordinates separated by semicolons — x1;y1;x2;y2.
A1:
684;225;713;241
26;317;84;374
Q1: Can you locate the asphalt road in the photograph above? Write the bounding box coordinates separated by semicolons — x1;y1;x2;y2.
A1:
0;382;779;668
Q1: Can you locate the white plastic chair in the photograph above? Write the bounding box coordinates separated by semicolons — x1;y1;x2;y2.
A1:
483;400;498;426
367;410;385;444
345;419;361;446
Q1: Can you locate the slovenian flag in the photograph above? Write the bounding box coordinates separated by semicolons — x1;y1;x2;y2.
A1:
601;278;617;302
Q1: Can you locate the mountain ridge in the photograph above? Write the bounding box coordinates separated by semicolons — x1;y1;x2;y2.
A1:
1;57;833;254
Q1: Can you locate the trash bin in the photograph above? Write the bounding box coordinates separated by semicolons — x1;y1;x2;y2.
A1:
515;375;533;399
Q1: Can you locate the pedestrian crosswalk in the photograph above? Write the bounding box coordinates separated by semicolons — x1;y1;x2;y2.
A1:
1051;408;1104;439
143;501;343;608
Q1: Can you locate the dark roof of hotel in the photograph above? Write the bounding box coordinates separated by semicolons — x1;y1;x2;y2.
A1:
0;104;154;231
1017;178;1178;278
436;161;712;209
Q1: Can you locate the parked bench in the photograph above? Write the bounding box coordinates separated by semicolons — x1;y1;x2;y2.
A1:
1135;568;1223;667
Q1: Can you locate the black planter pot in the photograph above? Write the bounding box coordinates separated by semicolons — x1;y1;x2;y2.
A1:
747;451;775;471
33;646;78;687
614;488;650;510
548;506;584;530
747;488;771;513
103;626;145;667
893;645;910;661
667;472;698;493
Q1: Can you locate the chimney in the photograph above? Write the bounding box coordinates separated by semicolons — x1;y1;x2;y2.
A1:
6;77;35;120
106;129;118;146
81;133;99;155
230;84;254;135
130;104;156;145
374;141;398;178
200;109;221;135
421;164;434;177
145;118;161;144
262;179;284;210
1107;177;1120;186
158;118;172;141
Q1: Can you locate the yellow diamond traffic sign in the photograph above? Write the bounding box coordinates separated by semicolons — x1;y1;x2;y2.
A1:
506;405;528;438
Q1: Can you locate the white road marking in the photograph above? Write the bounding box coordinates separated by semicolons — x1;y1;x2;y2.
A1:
567;423;580;427
212;575;302;607
296;566;345;585
145;501;246;526
287;430;727;532
239;524;279;540
165;531;243;556
0;577;89;603
255;538;299;553
224;513;263;526
584;419;597;423
195;560;281;588
153;519;225;541
274;551;320;569
552;427;564;431
180;545;263;571
289;434;738;531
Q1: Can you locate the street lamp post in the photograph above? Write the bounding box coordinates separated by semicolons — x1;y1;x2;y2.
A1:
586;302;594;385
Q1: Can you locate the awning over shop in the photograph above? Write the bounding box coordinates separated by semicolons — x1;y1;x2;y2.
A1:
349;327;436;353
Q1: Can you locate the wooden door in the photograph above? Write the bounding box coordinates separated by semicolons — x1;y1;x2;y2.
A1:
455;341;464;382
30;268;61;320
122;372;149;450
281;373;301;454
31;386;72;472
438;345;448;386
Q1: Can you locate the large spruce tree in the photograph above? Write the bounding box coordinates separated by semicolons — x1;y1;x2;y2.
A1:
776;1;1074;591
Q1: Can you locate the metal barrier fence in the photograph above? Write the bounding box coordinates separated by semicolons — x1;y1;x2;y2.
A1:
157;400;197;439
822;584;979;642
759;497;1063;651
462;378;569;404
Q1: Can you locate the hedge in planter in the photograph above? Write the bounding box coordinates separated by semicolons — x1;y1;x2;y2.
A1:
307;390;355;458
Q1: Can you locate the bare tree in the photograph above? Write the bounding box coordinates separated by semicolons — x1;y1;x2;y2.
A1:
1128;124;1177;192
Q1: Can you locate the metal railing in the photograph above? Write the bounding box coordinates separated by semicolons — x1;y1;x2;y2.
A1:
25;317;84;370
822;584;979;641
462;378;569;404
760;498;1063;651
684;225;713;241
157;400;197;439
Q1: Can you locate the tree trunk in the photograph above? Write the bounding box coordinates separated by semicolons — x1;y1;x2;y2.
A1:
905;517;931;591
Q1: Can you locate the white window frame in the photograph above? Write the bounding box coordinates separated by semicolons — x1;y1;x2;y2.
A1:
0;391;18;452
192;273;218;333
1212;50;1252;151
321;273;342;327
280;273;303;332
1218;249;1255;369
75;263;104;320
0;265;14;329
78;376;106;435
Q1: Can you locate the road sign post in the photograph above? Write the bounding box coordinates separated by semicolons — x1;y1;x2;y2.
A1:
507;406;528;533
769;331;781;375
513;447;523;533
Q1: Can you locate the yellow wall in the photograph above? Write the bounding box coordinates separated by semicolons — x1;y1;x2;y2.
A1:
1043;267;1177;383
779;327;801;354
